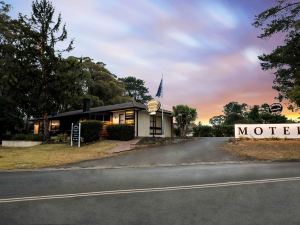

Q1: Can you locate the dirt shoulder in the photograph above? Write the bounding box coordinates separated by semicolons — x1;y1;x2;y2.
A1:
0;140;118;170
224;139;300;161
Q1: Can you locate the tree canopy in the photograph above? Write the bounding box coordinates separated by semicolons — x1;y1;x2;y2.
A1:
118;76;152;104
209;101;289;126
172;105;197;137
253;0;300;108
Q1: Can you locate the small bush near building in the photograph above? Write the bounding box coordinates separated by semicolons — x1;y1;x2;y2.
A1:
106;124;135;141
173;127;181;137
12;133;44;141
81;120;103;143
51;133;69;143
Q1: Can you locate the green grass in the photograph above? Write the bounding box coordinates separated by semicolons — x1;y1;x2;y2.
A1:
0;140;118;170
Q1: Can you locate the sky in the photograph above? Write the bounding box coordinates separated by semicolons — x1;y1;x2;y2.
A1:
6;0;300;123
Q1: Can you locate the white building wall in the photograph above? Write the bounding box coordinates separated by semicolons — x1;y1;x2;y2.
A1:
137;110;172;137
137;111;151;137
112;110;172;137
163;115;172;137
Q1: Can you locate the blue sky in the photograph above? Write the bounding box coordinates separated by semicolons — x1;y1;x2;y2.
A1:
6;0;298;123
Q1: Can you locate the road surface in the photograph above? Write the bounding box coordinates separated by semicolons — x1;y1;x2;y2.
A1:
0;162;300;225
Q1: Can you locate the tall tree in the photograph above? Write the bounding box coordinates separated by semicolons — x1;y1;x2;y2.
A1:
172;105;197;137
247;105;262;123
55;56;131;111
0;1;25;136
223;102;248;125
253;1;300;108
118;76;152;104
17;0;73;140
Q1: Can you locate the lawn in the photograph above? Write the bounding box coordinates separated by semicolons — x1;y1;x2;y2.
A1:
225;139;300;161
0;140;118;170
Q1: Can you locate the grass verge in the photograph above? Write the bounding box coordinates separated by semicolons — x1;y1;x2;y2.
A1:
0;140;118;170
224;139;300;161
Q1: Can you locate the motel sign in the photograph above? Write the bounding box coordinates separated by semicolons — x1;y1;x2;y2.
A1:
235;124;300;139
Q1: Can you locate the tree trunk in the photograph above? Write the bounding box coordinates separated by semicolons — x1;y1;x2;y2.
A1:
43;112;49;142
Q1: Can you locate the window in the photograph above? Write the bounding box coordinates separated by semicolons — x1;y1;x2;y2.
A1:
50;120;60;131
119;114;125;124
125;110;135;125
150;115;162;135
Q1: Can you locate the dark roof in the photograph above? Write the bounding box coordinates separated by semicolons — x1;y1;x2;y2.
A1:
48;101;171;119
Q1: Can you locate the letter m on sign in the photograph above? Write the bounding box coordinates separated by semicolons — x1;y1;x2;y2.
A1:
239;127;247;135
235;125;248;138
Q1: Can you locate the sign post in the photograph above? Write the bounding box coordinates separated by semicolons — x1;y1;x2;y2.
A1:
146;99;161;137
71;123;81;147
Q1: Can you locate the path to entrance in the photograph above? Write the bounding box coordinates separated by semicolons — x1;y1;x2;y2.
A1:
70;137;238;168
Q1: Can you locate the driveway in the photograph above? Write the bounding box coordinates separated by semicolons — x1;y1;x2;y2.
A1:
70;137;238;168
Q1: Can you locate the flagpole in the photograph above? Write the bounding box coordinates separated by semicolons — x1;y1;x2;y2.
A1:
161;74;164;136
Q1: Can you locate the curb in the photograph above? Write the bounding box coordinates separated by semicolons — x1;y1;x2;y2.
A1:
0;160;297;173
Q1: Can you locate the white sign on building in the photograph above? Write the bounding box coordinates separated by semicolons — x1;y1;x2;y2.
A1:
235;124;300;139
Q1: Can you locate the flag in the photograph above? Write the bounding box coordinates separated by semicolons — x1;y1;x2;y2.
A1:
155;78;163;98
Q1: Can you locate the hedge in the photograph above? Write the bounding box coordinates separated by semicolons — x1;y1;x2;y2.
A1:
193;125;213;137
11;133;44;141
193;125;234;137
81;120;103;143
106;124;135;141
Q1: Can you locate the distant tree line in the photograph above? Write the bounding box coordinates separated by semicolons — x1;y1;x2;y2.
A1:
0;0;151;141
194;101;293;137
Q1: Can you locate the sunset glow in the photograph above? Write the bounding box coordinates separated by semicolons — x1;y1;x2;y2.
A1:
7;0;299;123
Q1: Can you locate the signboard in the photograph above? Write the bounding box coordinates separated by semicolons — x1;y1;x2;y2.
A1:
146;99;161;115
71;123;81;147
269;103;283;114
235;124;300;139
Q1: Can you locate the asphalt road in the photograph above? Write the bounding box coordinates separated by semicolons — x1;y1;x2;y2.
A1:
72;137;238;168
0;162;300;225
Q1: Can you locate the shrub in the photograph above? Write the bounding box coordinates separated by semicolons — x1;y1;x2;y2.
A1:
193;125;213;137
222;125;234;137
12;133;44;141
193;125;234;137
51;133;68;143
173;127;181;137
81;120;103;143
211;125;223;137
106;124;135;141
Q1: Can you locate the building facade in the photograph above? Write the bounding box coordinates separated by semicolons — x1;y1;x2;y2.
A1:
33;102;173;137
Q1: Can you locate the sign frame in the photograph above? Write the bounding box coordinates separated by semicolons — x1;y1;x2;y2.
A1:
71;122;81;147
235;123;300;139
146;99;161;115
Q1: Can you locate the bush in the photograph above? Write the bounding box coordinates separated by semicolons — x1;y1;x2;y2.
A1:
193;125;213;137
51;133;68;143
193;125;234;137
211;125;223;137
12;133;44;141
173;127;181;137
106;124;135;141
221;125;234;137
81;120;103;143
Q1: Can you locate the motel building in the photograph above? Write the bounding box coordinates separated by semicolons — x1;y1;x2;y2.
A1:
33;101;173;138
